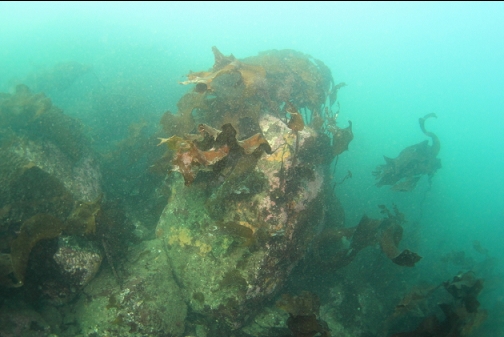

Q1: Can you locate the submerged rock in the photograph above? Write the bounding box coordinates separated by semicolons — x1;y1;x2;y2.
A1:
156;113;326;328
150;47;350;331
72;239;187;337
0;300;51;337
38;236;103;306
0;85;102;290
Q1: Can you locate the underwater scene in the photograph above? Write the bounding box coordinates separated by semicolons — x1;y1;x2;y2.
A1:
0;2;503;336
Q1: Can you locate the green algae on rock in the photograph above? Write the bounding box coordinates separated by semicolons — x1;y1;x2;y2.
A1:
0;85;102;289
72;239;187;337
155;47;350;329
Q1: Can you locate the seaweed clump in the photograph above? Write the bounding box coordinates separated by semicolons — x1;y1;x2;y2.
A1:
277;291;331;337
158;122;271;185
158;47;351;187
0;196;102;288
389;271;486;337
373;113;441;191
312;205;421;274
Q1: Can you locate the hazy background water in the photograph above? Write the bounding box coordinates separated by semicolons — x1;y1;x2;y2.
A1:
1;0;503;305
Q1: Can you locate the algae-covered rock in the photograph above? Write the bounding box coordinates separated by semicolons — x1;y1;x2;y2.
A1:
153;47;348;330
72;239;187;337
0;85;100;208
0;85;102;289
156;113;326;328
39;236;103;306
0;127;101;210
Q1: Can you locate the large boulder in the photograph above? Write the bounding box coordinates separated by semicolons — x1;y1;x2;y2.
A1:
0;85;102;290
153;48;349;330
156;113;326;328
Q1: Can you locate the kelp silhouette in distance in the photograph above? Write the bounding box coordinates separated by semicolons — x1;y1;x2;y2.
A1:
373;113;441;191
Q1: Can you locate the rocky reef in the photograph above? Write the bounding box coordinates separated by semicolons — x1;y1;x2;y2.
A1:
0;48;494;337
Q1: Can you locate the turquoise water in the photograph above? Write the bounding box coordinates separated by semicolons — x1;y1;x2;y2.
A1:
1;1;503;334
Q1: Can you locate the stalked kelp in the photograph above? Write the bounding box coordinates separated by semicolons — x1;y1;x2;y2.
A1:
309;205;421;275
388;271;487;337
284;101;304;166
373;113;441;191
